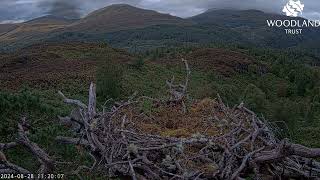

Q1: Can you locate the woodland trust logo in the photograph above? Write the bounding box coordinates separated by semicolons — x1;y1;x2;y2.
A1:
266;0;320;35
282;0;304;17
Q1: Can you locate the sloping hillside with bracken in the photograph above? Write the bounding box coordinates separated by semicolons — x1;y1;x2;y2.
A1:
0;16;77;50
0;24;19;36
1;4;320;53
68;4;193;33
0;42;133;90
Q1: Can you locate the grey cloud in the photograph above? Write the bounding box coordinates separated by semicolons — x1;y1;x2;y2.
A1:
0;20;25;24
135;0;319;19
37;0;82;19
0;0;45;23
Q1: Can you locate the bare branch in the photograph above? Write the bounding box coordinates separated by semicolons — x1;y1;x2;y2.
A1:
0;142;18;151
17;123;54;173
58;91;87;109
56;136;90;147
254;140;320;163
88;82;97;119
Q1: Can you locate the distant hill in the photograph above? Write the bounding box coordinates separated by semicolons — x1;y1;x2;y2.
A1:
25;15;77;25
101;9;320;51
67;4;193;33
0;4;194;50
189;9;283;27
189;9;320;49
0;24;18;36
0;15;75;46
0;5;319;53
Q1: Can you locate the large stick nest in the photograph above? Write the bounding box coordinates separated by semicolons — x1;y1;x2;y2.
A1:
1;60;320;179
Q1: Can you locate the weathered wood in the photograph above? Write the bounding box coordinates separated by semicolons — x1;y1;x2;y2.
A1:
254;140;320;163
58;91;87;109
2;162;31;174
0;151;7;162
0;142;17;151
56;136;90;147
17;123;54;173
88;82;96;120
231;147;265;180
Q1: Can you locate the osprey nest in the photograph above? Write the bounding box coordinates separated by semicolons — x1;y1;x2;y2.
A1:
1;60;320;179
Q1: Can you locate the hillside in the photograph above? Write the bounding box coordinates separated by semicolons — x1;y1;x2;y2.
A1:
0;42;133;90
0;4;194;51
189;9;320;48
68;8;320;51
0;16;76;46
67;4;193;33
25;15;77;25
0;24;18;36
189;9;283;27
1;5;320;52
157;48;268;76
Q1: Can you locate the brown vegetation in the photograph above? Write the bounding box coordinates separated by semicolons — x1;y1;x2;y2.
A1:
0;16;74;42
159;48;268;76
69;4;193;33
0;24;19;36
1;61;319;179
188;48;267;75
0;4;193;44
0;42;132;90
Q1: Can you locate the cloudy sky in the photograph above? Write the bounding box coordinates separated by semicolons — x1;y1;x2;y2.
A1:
0;0;319;23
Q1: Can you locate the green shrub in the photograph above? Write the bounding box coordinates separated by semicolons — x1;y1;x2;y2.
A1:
140;99;154;115
0;89;54;140
270;99;300;129
96;58;124;102
242;84;267;112
0;89;46;115
132;57;145;70
218;84;239;105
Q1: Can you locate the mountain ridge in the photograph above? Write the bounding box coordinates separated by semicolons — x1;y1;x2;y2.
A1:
67;4;193;33
0;4;319;52
24;15;78;25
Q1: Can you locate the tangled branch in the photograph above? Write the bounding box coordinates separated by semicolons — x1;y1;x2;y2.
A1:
55;60;320;179
0;119;55;174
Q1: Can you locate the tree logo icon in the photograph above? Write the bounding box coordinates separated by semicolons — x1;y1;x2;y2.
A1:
282;0;304;17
